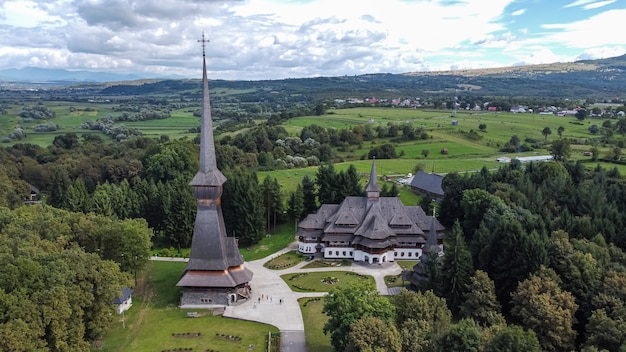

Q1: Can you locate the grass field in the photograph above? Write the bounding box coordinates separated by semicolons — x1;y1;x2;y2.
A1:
264;250;305;269
240;222;297;262
281;271;374;292
98;261;279;352
299;298;333;352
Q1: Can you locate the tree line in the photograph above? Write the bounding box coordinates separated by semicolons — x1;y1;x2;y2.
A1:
2;133;390;250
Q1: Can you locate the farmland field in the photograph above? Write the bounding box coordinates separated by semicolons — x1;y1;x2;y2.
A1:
1;104;614;184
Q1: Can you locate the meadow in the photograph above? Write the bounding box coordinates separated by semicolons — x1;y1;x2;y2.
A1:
4;102;619;201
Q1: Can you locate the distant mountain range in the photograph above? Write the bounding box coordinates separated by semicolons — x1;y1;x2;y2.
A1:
2;54;626;99
0;67;183;83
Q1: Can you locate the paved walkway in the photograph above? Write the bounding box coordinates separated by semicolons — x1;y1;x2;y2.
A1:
153;244;403;352
224;244;402;352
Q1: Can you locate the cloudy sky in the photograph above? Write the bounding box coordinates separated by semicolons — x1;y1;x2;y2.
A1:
1;0;625;80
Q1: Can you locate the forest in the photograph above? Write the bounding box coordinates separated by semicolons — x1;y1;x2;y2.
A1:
321;161;626;352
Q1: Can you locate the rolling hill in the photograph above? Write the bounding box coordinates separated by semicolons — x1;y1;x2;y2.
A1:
2;54;625;100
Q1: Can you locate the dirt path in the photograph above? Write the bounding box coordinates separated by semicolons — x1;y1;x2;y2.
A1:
119;266;154;349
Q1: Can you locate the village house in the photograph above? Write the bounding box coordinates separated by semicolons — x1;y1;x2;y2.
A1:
297;160;445;263
113;288;134;314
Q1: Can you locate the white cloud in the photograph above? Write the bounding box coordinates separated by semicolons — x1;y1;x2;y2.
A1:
576;46;626;60
582;0;616;10
564;0;598;8
0;0;624;79
541;9;626;48
0;0;65;28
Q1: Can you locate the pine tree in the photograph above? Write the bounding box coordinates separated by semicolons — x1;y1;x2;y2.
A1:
316;162;337;204
388;183;399;197
301;175;317;216
287;184;304;221
47;166;71;208
340;164;363;197
483;211;548;311
261;176;284;233
222;172;265;246
441;221;474;313
270;177;283;232
91;182;114;217
261;176;274;234
66;178;89;213
164;176;196;249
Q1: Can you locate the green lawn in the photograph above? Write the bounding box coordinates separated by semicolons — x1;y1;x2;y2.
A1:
264;250;305;269
97;261;279;352
299;298;333;352
240;221;297;262
281;271;374;292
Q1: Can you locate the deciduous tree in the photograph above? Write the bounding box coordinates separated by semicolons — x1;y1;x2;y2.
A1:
323;280;395;352
542;127;552;141
345;316;401;352
437;318;482;352
550;139;571;162
484;325;541;352
511;269;578;352
459;270;505;327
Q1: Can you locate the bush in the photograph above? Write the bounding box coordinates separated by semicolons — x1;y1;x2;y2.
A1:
33;124;58;132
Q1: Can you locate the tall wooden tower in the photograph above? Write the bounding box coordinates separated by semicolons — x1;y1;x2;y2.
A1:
176;34;253;307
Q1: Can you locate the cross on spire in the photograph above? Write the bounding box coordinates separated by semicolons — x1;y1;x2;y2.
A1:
198;32;210;56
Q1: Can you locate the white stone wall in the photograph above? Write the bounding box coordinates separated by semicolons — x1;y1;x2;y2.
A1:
324;247;354;259
392;248;423;261
298;242;316;253
116;298;132;314
354;249;394;264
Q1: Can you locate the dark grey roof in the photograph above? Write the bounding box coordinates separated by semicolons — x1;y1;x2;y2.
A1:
299;194;445;245
353;237;393;248
190;53;226;187
177;266;253;288
185;203;244;271
365;159;381;193
299;205;340;229
297;228;323;238
354;205;395;240
410;171;444;197
395;235;426;244
423;218;439;254
322;234;355;242
334;211;359;226
389;212;414;227
113;288;133;304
